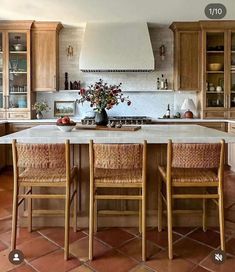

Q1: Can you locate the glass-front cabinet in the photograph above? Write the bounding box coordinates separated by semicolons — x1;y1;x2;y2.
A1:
205;32;226;110
0;21;32;120
230;32;235;109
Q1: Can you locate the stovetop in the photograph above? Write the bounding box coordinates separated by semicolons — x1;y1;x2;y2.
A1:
81;116;152;125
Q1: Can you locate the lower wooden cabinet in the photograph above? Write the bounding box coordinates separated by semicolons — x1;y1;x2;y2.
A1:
228;123;235;171
0;124;6;169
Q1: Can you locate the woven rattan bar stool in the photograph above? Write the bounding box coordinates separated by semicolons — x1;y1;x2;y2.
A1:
11;139;79;260
158;139;225;259
89;140;147;261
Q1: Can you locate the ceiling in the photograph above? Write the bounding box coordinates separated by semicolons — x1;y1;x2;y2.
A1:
0;0;234;27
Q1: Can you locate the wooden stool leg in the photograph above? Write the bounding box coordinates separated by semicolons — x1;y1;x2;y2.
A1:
11;183;19;251
139;188;142;234
89;187;94;260
94;199;98;233
73;180;78;233
28;187;32;232
167;183;173;260
218;187;225;251
158;179;162;232
202;193;207;232
64;184;70;260
142;186;146;262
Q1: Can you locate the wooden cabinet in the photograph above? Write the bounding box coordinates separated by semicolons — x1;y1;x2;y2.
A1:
32;22;63;92
228;123;235;170
170;22;201;91
200;21;235;119
0;21;33;119
0;123;5;169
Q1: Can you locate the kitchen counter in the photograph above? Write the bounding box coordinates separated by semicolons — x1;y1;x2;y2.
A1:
2;124;233;228
0;124;235;144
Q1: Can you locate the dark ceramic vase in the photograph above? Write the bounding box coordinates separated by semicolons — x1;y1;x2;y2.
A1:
95;108;108;126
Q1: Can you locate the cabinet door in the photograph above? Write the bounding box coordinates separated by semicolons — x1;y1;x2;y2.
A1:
32;30;58;91
174;31;201;90
7;32;30;112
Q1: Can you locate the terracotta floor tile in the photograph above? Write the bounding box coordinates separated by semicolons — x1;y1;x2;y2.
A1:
201;254;235;272
188;229;221;248
191;266;211;272
30;249;81;272
146;229;181;248
118;238;161;261
0;218;12;234
0;228;40;247
70;236;111;262
130;264;155;272
226;237;235;256
173;237;213;264
120;227;141;236
173;227;197;236
146;250;196;272
69;264;94;272
0;207;12;219
17;236;58;261
8;264;37;272
95;228;134;248
0;240;7;251
225;209;235;223
39;227;86;247
225;221;235;236
88;250;138;272
0;248;23;272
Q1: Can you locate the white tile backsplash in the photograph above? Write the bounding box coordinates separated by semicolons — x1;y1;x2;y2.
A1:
36;26;198;119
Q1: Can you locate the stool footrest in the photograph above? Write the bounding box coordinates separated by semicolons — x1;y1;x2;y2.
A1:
95;195;142;200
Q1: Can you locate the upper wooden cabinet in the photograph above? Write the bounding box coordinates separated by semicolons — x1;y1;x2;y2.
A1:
32;22;63;92
0;21;33;120
170;22;201;91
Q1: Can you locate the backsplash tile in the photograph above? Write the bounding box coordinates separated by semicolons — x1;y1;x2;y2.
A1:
36;26;198;119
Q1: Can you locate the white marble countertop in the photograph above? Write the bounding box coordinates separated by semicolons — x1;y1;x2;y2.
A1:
0;118;235;124
0;124;235;144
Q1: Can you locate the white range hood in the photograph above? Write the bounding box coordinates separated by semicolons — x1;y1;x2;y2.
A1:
79;22;155;72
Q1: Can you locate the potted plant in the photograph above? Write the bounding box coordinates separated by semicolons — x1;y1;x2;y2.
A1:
78;79;131;126
32;101;50;119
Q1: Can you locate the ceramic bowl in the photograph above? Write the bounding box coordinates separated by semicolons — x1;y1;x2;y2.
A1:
208;63;223;71
57;123;76;132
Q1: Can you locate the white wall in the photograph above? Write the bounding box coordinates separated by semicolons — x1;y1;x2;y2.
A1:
36;26;198;119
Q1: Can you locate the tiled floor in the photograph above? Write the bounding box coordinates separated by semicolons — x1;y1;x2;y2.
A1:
0;170;235;272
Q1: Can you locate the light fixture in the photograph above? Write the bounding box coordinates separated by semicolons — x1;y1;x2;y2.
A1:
66;45;73;58
181;98;196;119
159;45;166;61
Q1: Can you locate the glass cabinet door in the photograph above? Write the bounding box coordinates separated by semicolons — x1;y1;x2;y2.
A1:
0;33;3;109
8;32;28;110
230;32;235;108
206;32;225;108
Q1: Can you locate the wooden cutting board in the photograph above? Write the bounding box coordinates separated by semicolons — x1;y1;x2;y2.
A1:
76;125;141;131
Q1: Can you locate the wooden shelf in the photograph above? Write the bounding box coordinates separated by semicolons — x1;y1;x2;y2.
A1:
9;51;27;54
206;92;224;94
207;51;224;53
9;71;27;74
206;71;224;74
9;92;27;95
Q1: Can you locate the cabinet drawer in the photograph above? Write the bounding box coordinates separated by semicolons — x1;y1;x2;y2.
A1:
204;111;227;119
229;123;235;134
198;122;226;132
0;112;6;119
7;112;30;119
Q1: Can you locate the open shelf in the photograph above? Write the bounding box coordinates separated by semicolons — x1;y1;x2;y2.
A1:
206;71;224;74
9;71;27;74
207;51;224;53
9;51;27;54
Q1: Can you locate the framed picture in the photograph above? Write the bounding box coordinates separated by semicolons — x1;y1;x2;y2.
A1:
54;101;75;117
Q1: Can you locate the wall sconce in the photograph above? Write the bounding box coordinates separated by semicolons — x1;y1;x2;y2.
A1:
159;45;166;61
66;45;73;58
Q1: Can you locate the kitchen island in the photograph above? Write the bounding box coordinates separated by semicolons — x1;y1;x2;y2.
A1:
1;124;235;228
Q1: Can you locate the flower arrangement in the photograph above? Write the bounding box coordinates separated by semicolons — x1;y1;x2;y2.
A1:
32;101;50;113
78;79;131;112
